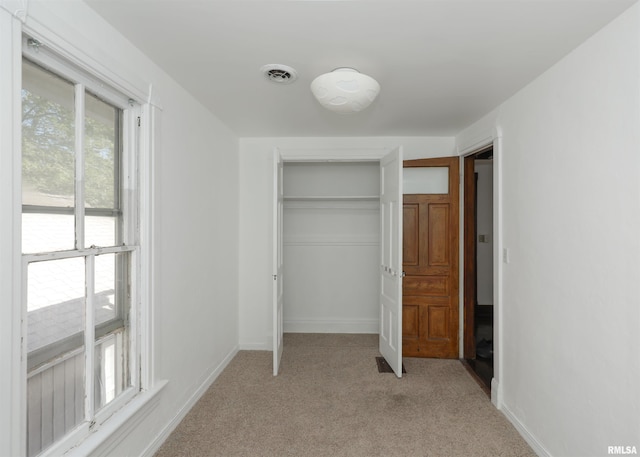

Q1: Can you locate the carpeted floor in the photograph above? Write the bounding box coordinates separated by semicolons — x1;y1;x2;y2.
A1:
154;334;535;457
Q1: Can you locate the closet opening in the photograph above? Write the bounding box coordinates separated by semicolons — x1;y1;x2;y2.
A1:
273;147;402;377
282;161;381;336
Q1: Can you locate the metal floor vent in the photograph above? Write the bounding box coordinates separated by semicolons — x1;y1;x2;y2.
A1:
376;357;407;374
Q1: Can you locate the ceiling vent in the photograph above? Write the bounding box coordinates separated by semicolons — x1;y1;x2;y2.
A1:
260;64;298;84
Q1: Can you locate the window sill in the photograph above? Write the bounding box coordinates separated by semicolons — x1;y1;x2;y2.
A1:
51;380;168;457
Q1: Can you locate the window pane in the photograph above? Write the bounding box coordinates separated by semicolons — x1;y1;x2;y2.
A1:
27;350;85;457
26;257;87;455
94;252;130;411
27;257;85;354
95;253;117;324
22;60;75;208
22;213;75;254
85;92;117;209
86;215;116;248
403;167;449;194
85;93;120;248
94;330;129;411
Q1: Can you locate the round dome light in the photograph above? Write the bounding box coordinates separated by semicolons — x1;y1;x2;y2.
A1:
310;68;380;114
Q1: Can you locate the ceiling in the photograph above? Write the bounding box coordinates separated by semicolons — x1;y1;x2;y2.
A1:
85;0;637;138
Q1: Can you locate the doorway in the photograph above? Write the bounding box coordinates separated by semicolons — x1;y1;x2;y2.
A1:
463;146;494;391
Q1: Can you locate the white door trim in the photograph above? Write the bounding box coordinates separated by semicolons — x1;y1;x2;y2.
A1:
458;126;503;409
271;146;399;376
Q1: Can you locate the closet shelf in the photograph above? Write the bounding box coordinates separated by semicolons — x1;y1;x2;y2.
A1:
283;196;379;201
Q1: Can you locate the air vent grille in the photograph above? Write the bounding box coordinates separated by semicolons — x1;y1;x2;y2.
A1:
260;64;298;84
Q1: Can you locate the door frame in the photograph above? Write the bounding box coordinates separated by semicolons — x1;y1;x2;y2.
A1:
272;146;397;376
460;138;502;407
463;145;496;360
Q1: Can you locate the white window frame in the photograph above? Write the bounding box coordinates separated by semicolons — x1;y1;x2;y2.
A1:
21;37;143;457
0;4;160;456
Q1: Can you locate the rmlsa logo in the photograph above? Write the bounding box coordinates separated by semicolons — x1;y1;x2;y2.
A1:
608;446;638;455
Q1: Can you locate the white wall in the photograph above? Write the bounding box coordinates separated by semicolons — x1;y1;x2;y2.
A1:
475;161;493;306
149;59;239;456
238;137;455;350
283;162;380;333
0;1;240;456
457;4;640;456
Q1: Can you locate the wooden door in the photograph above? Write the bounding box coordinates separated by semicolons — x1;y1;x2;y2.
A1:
402;157;459;358
379;147;404;377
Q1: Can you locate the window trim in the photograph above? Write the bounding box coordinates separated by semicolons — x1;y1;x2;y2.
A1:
22;36;135;111
1;6;160;455
0;9;27;457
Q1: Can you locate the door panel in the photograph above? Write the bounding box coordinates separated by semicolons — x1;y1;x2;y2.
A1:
402;204;419;266
272;148;284;375
402;157;459;359
379;147;403;377
402;304;419;339
403;276;449;296
428;204;450;266
428;306;449;339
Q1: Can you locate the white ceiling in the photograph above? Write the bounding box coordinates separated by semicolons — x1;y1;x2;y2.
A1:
85;0;636;137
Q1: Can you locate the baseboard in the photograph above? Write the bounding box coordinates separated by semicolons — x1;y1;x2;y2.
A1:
284;318;379;334
239;335;271;351
140;345;239;457
500;403;552;457
491;377;500;408
239;341;270;351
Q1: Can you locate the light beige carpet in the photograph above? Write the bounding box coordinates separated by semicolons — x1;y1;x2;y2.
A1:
155;334;535;457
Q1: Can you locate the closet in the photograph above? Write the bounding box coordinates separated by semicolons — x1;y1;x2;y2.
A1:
282;161;380;334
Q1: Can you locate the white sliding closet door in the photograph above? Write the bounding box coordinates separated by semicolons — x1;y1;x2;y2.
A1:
379;147;403;377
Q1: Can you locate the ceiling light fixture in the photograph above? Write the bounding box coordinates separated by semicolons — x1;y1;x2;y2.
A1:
310;68;380;114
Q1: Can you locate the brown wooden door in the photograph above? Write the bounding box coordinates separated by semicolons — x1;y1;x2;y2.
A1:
402;157;459;358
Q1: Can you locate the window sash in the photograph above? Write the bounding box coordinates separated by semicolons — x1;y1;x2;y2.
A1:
23;246;138;455
22;206;122;217
22;57;126;255
25;245;134;373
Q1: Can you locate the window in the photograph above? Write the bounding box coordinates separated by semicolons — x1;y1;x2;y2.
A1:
22;42;141;457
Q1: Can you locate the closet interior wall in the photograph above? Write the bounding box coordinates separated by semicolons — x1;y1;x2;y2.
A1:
475;160;494;307
283;162;380;334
